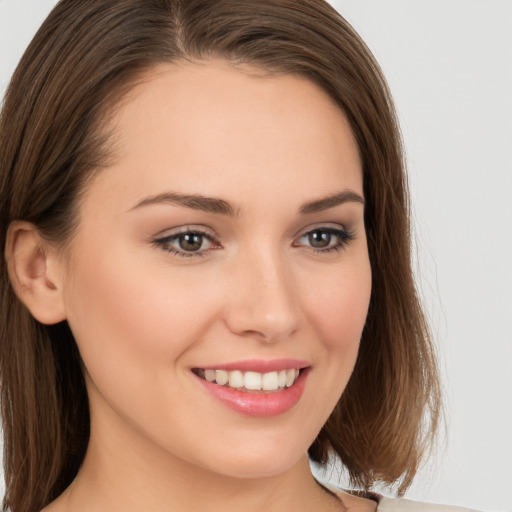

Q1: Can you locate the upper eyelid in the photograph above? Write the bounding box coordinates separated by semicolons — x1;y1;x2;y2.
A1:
297;227;349;238
153;225;218;240
293;222;349;240
152;223;351;240
295;226;353;245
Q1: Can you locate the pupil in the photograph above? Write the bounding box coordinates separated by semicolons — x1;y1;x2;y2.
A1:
309;230;331;248
180;233;203;251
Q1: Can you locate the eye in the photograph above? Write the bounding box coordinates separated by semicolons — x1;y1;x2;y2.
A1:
153;228;219;257
294;227;354;253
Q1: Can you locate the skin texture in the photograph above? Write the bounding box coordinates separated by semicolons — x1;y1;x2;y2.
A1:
21;61;375;511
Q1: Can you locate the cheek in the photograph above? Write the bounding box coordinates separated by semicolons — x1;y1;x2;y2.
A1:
287;255;372;435
63;247;223;388
302;258;372;353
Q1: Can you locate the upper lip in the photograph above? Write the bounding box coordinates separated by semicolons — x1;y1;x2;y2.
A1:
193;359;310;373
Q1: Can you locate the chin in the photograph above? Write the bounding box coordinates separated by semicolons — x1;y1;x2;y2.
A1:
193;434;311;480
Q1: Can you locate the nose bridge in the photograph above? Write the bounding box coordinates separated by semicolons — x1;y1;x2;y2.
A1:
225;242;299;342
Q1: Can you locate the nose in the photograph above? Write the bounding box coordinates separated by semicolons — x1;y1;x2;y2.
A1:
223;247;300;343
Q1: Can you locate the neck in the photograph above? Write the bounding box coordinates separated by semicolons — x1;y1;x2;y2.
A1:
55;414;339;512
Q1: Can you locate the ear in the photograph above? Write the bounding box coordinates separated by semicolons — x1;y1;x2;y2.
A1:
5;221;67;325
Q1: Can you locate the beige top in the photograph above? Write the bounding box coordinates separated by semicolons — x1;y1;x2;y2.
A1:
329;485;480;512
377;496;480;512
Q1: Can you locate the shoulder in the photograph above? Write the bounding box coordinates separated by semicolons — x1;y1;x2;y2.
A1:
324;485;480;512
377;496;481;512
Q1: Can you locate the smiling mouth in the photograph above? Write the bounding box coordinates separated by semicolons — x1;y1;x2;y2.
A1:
192;368;303;393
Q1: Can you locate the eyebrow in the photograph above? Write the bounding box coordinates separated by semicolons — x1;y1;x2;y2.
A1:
131;192;237;216
299;190;365;214
130;189;364;216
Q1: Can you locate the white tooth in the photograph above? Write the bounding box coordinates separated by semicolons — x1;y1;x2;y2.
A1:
215;370;229;386
244;371;262;390
204;369;216;382
295;369;300;381
278;370;287;388
262;371;279;391
285;369;296;387
229;370;244;388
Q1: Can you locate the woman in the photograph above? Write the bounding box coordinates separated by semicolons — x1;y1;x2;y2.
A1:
0;1;473;511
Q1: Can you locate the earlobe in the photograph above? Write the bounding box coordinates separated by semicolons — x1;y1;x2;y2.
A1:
5;221;67;325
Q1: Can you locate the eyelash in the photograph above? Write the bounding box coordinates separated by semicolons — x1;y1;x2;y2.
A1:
153;228;218;258
153;226;355;258
293;227;355;254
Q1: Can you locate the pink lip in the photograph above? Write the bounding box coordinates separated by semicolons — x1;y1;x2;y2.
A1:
193;366;310;417
197;358;310;373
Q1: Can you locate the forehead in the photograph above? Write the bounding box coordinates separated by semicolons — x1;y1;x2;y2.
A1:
88;60;363;210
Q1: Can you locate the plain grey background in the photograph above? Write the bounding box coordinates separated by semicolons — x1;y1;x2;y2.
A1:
0;1;511;511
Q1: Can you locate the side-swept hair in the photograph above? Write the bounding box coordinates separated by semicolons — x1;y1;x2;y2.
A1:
0;1;441;510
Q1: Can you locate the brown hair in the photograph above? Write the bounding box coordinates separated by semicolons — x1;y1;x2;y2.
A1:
0;1;441;510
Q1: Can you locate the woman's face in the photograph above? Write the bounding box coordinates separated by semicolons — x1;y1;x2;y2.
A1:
59;61;371;479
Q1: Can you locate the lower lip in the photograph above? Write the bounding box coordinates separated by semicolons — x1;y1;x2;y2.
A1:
194;369;309;417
